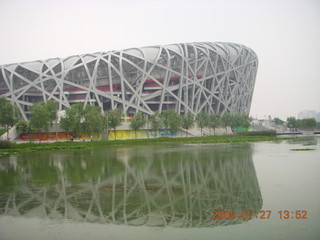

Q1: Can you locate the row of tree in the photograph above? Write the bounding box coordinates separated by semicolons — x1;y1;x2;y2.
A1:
1;97;251;141
286;116;317;130
141;109;251;138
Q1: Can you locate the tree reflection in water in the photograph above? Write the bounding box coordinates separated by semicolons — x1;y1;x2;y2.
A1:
0;143;262;227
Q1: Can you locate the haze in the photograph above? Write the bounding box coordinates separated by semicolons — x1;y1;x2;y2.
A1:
0;0;319;120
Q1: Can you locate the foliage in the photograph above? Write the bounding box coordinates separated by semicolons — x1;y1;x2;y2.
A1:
181;112;194;137
30;102;51;134
290;148;314;151
238;113;251;130
60;103;104;138
70;103;87;136
274;117;285;126
0;133;291;156
149;111;162;136
235;130;277;137
60;108;75;135
161;110;180;136
46;100;58;126
0;129;7;136
160;109;174;130
16;120;29;132
83;105;104;135
106;109;123;140
29;101;57;135
196;111;208;136
130;112;146;139
0;140;13;149
286;116;297;129
168;111;181;135
207;113;220;134
297;118;316;129
0;97;21;140
220;112;233;133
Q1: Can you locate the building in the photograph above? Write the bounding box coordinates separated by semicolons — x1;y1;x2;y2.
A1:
0;42;258;120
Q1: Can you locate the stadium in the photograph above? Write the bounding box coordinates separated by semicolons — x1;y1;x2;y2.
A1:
0;42;258;120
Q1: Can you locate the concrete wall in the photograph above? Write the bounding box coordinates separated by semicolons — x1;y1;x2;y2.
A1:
0;126;18;141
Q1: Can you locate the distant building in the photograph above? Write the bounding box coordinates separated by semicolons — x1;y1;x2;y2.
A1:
0;42;258;120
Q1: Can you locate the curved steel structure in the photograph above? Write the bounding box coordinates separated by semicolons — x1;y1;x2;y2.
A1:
0;42;258;120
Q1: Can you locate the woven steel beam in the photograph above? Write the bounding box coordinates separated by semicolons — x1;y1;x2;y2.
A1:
0;42;258;120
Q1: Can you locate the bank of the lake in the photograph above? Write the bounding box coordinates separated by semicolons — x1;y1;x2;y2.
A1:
0;136;319;240
0;132;293;156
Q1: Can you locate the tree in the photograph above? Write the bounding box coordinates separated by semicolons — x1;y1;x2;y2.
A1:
221;112;232;134
60;109;75;138
83;105;104;137
286;116;297;130
46;100;57;125
60;103;104;139
240;114;252;130
0;97;20;140
168;111;181;136
149;111;162;137
230;113;241;131
230;113;251;131
16;120;29;132
29;101;58;141
16;120;36;142
130;112;146;139
306;118;317;129
274;117;285;126
107;109;123;140
29;102;52;141
181;112;194;137
70;103;87;136
45;100;58;140
207;113;220;135
161;110;180;136
196;111;208;136
300;118;316;130
161;109;174;131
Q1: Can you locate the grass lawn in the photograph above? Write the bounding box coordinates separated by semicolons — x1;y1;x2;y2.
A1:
0;131;292;156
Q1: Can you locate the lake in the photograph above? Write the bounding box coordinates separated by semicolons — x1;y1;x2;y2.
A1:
0;136;319;240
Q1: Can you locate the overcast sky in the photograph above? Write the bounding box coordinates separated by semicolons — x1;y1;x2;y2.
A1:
0;0;319;120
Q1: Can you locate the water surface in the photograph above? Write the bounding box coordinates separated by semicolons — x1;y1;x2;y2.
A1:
0;137;319;240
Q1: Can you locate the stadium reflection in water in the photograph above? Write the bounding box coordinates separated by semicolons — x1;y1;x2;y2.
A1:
0;143;262;228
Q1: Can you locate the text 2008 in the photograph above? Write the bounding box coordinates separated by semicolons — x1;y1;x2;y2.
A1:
211;210;308;220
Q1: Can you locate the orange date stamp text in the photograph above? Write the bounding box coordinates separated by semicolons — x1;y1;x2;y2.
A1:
211;210;308;220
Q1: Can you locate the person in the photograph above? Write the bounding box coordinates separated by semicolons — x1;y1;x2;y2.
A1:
90;135;93;141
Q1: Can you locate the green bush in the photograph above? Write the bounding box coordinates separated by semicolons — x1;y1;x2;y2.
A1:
0;129;7;136
0;140;13;149
235;130;277;137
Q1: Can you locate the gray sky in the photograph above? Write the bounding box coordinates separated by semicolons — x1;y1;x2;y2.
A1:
0;0;319;120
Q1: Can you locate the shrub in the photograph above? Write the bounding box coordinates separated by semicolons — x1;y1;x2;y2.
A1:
0;140;13;149
235;130;277;137
0;129;7;136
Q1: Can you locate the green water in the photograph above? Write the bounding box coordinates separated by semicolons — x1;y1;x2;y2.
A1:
0;136;319;240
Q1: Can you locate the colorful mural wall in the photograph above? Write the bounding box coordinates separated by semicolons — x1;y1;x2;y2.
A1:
19;132;101;141
18;130;175;141
108;129;176;140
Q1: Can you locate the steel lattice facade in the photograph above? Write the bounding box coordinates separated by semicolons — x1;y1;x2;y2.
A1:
0;42;258;120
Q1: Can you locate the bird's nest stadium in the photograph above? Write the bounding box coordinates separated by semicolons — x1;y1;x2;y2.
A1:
0;42;258;120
